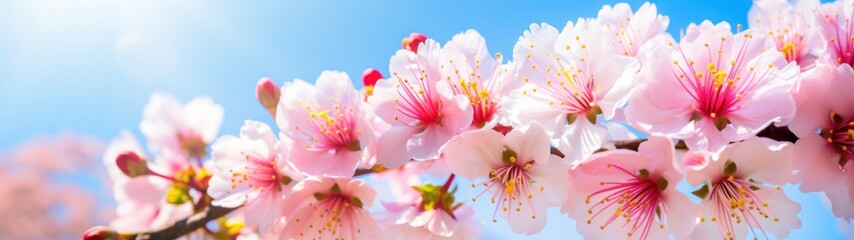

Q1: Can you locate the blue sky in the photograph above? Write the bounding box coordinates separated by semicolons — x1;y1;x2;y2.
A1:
0;0;849;239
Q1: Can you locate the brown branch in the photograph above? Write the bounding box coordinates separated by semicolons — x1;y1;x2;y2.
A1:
123;206;236;240
121;125;798;239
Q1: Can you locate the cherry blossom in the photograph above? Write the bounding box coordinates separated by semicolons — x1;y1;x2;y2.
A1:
441;124;568;235
280;177;381;240
102;131;193;232
276;71;375;177
506;20;639;163
627;20;798;153
562;137;695;240
749;0;823;68
815;0;854;66
686;137;800;240
207;120;302;233
369;39;473;167
596;2;671;57
440;29;520;128
140;92;224;159
379;176;480;240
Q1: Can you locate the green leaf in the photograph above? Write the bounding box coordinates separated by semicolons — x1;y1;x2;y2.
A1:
691;184;710;199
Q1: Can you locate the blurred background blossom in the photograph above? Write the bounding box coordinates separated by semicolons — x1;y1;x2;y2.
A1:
0;133;108;239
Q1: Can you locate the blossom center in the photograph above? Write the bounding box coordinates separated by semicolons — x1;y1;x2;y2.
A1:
177;131;207;158
522;38;601;120
454;78;496;128
295;99;362;152
695;160;782;240
295;188;366;239
391;68;444;127
584;165;668;240
672;35;767;130
820;9;854;66
471;148;542;223
228;151;289;194
825;112;854;169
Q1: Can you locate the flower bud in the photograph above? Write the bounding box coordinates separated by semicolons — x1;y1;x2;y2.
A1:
256;77;280;116
83;226;118;240
362;68;383;87
116;151;149;178
401;33;427;53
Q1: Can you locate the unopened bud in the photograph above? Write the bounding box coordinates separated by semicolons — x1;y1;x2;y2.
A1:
402;33;428;53
83;226;118;240
116;151;149;178
256;77;280;116
362;68;383;87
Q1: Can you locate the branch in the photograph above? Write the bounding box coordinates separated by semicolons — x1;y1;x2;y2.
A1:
124;206;236;240
121;125;798;239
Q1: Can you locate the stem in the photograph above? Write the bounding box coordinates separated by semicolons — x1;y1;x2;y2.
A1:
436;174;457;219
441;174;456;193
148;171;190;186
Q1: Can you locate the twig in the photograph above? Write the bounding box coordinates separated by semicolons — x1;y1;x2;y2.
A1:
125;206;235;240
122;125;798;239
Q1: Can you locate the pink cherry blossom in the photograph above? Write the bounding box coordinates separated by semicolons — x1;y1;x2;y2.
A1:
686;137;800;240
207;120;303;233
102;132;193;232
789;62;854;217
749;0;823;68
276;71;376;177
374;160;448;204
369;39;473;167
440;29;520;128
381;202;479;240
596;2;671;57
562;137;695;240
506;20;639;163
627;20;799;153
441;124;568;235
140;92;224;159
815;0;854;66
280;177;381;240
378;172;480;240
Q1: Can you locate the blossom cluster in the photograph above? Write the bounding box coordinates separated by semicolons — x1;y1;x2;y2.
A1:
91;1;854;239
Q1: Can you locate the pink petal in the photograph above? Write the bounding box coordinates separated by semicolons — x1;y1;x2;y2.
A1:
441;128;504;180
375;126;417;169
503;123;551;165
792;134;844;192
559;118;609;164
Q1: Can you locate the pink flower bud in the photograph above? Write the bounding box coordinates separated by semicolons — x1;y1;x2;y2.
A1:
256;77;281;116
362;68;383;87
83;226;118;240
401;33;427;53
115;151;149;178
